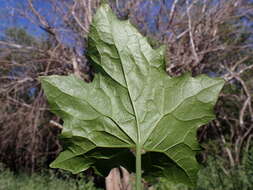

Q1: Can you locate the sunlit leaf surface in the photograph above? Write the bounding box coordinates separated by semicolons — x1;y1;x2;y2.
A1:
40;4;224;186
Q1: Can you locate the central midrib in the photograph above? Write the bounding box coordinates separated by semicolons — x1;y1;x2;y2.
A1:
109;20;142;147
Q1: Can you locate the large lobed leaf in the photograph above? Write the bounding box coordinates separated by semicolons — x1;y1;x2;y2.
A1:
40;4;224;186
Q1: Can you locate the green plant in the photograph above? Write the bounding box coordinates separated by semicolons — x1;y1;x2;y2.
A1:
40;4;224;190
0;167;100;190
153;148;253;190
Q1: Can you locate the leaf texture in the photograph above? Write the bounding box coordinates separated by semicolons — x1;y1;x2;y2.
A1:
40;4;224;186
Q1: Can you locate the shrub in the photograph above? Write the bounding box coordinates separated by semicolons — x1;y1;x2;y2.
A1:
0;165;101;190
153;148;253;190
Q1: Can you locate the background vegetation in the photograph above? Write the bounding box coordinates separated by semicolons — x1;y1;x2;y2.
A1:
0;0;252;189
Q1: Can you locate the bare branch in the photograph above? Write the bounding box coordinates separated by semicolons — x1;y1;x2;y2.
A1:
0;40;37;51
72;54;81;78
186;0;199;63
236;76;253;126
27;0;49;27
214;120;235;167
71;1;89;33
169;0;179;25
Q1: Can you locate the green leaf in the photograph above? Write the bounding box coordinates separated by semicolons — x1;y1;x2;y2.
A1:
40;3;224;187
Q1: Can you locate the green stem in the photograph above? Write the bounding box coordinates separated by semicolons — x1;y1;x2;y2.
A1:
136;144;142;190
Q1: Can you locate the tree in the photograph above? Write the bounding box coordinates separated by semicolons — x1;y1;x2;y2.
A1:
0;0;252;188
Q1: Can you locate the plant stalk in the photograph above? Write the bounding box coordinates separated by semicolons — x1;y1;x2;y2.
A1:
136;144;142;190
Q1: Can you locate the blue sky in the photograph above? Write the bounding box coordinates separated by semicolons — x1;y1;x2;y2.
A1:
0;0;46;38
0;0;174;38
0;0;251;44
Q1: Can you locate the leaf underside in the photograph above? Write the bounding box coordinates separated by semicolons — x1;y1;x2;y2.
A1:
40;4;224;187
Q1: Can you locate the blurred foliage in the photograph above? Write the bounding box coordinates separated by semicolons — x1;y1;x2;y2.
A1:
0;163;101;190
3;28;38;46
152;148;253;190
1;147;252;190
